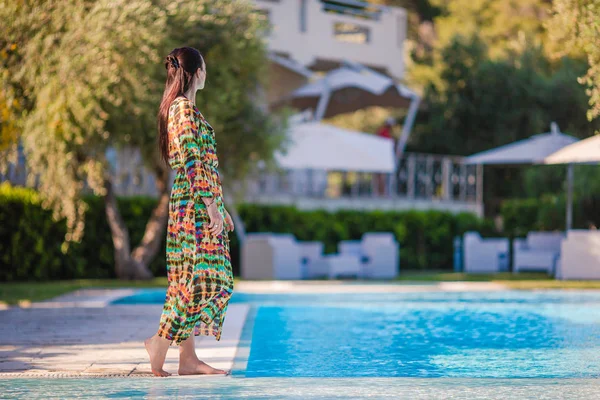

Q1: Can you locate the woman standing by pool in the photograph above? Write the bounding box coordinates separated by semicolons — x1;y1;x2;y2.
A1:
144;47;235;377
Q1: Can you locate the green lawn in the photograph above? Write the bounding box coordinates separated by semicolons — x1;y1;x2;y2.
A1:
0;278;169;306
1;273;600;306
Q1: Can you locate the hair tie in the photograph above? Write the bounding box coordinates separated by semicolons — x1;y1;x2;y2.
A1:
166;55;179;70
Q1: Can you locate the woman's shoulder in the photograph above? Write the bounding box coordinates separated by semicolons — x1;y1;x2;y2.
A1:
169;96;199;121
170;96;193;111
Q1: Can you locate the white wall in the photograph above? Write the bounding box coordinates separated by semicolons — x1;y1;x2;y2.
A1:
254;0;407;79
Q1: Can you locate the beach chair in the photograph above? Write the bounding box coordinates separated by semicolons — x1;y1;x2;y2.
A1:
556;230;600;280
338;232;400;279
463;232;509;273
241;233;303;280
298;241;329;279
513;232;564;275
241;233;330;279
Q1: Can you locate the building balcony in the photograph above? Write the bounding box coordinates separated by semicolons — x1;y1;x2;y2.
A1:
2;147;482;216
245;152;483;215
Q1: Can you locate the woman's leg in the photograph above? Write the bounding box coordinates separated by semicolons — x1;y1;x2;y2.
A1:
144;334;172;377
178;334;228;375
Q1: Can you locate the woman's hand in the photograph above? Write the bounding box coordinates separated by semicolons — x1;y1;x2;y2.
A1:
206;201;224;236
224;209;235;232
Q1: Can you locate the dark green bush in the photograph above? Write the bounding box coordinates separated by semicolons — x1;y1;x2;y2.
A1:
1;181;495;281
500;194;596;236
0;182;168;281
238;205;495;270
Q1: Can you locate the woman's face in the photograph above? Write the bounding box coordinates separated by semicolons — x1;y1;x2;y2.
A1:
195;59;207;90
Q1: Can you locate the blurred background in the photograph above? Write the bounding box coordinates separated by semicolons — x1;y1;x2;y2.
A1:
1;0;599;291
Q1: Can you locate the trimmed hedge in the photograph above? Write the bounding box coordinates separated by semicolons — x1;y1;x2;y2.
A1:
500;194;600;236
1;182;495;281
238;205;496;271
0;182;169;281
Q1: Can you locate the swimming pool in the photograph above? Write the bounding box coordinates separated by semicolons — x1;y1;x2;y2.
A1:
114;289;600;379
3;376;600;399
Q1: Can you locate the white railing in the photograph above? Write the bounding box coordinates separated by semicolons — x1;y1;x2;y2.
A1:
2;146;483;215
245;152;484;215
253;0;407;79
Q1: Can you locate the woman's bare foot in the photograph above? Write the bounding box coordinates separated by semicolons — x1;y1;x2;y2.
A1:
144;334;172;377
178;359;228;375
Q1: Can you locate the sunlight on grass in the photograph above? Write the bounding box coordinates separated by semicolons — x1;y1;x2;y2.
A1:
395;271;600;289
0;278;169;305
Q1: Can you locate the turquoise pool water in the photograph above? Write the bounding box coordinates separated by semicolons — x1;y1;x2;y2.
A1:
3;290;600;399
3;377;600;399
113;290;600;379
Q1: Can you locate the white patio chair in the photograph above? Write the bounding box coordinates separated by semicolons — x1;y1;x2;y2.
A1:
338;232;400;279
324;253;363;279
557;230;600;280
513;232;564;275
298;241;329;279
241;233;303;280
463;232;509;273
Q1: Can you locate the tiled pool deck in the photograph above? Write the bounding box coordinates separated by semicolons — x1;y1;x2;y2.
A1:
0;281;506;378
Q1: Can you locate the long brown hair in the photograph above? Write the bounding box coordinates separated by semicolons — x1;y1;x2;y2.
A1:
157;47;205;166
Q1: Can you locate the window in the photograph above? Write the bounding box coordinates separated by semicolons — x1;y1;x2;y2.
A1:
333;22;370;44
322;0;382;21
300;0;307;33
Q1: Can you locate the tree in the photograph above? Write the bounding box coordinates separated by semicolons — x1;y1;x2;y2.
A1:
408;0;552;89
408;36;598;210
549;0;600;121
1;0;285;279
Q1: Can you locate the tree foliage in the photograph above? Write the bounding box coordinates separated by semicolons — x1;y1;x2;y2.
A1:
549;0;600;121
408;36;598;207
410;36;596;156
0;0;285;253
406;0;552;90
2;0;166;247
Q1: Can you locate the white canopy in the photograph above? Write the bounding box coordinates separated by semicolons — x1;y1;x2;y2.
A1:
292;64;417;100
466;123;582;231
465;123;579;165
543;133;600;232
544;134;600;164
275;122;396;173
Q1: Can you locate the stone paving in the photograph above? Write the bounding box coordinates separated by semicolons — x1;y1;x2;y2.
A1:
0;289;249;378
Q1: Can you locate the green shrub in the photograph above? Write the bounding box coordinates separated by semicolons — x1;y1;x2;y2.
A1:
500;194;595;236
0;182;168;281
1;181;495;281
238;205;495;270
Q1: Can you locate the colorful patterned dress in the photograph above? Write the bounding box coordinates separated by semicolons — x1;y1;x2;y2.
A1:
157;96;234;345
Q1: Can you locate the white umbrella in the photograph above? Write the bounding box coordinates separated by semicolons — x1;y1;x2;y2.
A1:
275;121;395;173
465;122;580;230
465;123;578;164
544;134;600;164
544;134;600;230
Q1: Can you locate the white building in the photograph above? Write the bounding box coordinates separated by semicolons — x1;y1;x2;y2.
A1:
255;0;407;79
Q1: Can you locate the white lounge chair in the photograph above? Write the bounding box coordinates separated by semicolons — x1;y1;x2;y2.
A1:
338;232;400;279
463;232;509;273
556;230;600;280
241;233;303;280
324;253;363;279
513;232;564;275
241;233;331;279
299;241;329;279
